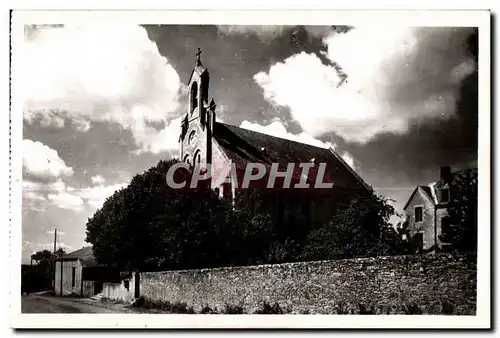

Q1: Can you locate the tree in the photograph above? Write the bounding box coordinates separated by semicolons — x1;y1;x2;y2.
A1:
300;189;400;261
439;169;478;252
31;250;53;265
24;249;66;293
85;159;275;271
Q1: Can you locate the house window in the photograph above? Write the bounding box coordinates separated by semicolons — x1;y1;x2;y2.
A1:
441;188;450;203
71;267;76;288
415;206;423;223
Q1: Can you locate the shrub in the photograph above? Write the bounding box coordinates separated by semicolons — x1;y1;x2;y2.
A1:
254;301;284;314
441;301;454;315
334;302;352;314
131;297;195;313
403;303;423;315
358;303;375;314
223;303;244;314
200;305;217;314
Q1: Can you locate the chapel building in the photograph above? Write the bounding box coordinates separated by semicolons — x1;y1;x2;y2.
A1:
178;50;370;236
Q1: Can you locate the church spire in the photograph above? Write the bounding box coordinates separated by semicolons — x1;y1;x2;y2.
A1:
196;47;202;67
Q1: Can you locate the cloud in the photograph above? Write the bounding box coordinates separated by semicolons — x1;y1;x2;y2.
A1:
23;190;48;212
91;174;105;185
21;23;183;153
47;190;84;211
218;25;287;40
239;119;357;169
76;183;128;210
132;116;182;154
23;178;66;192
23;240;72;255
22;139;73;181
254;27;477;144
240;119;334;149
46;229;65;235
217;25;345;41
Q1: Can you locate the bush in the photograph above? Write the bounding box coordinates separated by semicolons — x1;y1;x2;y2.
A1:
222;304;244;314
358;303;375;314
441;301;454;315
254;301;284;314
200;305;217;314
403;303;423;315
131;297;195;313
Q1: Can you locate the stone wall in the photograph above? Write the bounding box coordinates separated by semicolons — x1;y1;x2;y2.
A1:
139;253;476;315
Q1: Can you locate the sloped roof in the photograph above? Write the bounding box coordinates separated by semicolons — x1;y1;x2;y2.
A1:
403;185;436;211
403;167;478;210
419;185;435;204
61;246;97;267
212;122;369;190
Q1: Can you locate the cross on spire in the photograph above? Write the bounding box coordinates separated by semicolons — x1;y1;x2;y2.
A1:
196;48;202;65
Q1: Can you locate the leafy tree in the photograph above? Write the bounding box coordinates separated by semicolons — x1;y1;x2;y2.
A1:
300;189;400;261
85;159;275;271
439;169;478;252
31;250;53;264
86;158;409;271
23;249;66;293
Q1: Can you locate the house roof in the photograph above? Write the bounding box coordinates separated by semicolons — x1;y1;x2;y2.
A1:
419;185;435;203
403;185;436;211
403;167;478;210
61;246;98;267
212;122;369;191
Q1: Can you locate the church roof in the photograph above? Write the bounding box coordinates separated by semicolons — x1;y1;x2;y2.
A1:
212;122;369;190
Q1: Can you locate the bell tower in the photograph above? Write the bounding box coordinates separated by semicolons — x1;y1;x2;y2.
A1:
179;48;217;167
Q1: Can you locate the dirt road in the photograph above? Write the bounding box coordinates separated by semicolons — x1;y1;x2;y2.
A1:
21;294;128;313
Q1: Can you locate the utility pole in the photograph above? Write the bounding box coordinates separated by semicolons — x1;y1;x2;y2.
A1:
53;229;57;294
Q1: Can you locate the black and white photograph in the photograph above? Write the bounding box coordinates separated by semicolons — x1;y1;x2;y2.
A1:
9;9;491;329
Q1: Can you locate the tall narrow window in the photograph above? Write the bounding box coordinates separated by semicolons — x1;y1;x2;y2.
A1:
415;206;423;222
190;82;198;114
71;267;76;288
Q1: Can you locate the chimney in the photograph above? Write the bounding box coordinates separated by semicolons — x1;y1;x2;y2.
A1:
440;165;452;184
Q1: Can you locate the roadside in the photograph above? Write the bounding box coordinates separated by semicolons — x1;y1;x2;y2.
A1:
21;294;132;313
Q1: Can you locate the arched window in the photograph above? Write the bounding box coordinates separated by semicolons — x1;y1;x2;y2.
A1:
183;153;190;165
190;82;198;114
188;130;196;146
193;150;201;165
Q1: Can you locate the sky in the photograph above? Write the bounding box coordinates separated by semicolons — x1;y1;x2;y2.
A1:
20;24;478;263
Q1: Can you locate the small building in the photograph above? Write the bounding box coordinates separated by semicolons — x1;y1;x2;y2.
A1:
55;246;119;297
402;165;477;253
